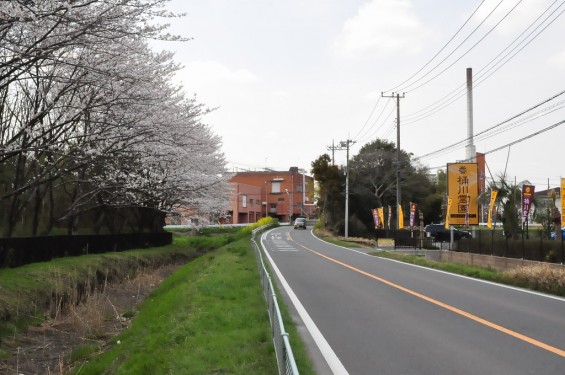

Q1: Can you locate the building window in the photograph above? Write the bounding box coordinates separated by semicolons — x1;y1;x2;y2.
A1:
249;198;254;205
278;197;285;202
296;185;303;192
242;195;247;208
272;181;281;193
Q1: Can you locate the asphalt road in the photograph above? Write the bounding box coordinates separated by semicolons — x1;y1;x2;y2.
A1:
261;226;565;375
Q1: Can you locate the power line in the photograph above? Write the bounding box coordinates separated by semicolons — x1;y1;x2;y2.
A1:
401;0;524;93
354;1;564;158
413;89;565;161
355;102;396;144
402;0;565;125
483;119;565;155
352;96;381;141
385;0;488;93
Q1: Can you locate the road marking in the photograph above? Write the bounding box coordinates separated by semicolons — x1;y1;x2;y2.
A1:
294;241;565;358
260;231;350;375
270;238;299;252
311;231;565;302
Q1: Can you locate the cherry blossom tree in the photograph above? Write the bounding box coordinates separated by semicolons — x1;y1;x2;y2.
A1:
0;0;229;236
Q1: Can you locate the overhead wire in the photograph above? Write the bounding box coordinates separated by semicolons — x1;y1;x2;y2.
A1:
385;0;487;93
352;0;564;159
403;0;565;125
351;96;381;141
381;120;397;142
354;0;493;144
413;89;565;161
355;103;396;144
401;0;524;93
353;96;390;142
483;119;565;155
419;101;565;160
354;0;515;143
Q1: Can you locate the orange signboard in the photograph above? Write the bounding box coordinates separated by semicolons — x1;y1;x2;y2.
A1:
447;163;479;226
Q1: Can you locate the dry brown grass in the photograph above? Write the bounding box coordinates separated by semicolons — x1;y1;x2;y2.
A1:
315;228;377;248
0;265;178;374
504;264;565;295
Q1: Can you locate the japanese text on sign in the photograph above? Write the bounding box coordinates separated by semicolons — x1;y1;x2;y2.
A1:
447;163;479;225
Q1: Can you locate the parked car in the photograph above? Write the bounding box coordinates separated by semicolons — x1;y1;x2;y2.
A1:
293;218;307;229
424;224;471;242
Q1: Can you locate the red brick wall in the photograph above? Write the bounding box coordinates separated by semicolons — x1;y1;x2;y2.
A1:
229;170;315;222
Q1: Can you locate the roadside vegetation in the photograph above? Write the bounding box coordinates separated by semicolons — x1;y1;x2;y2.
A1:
312;227;565;298
372;251;565;297
313;226;377;248
71;234;277;374
1;219;315;374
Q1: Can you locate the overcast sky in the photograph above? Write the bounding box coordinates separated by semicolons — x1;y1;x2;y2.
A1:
154;0;565;188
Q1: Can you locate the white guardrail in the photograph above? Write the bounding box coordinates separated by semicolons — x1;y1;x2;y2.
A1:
251;226;299;375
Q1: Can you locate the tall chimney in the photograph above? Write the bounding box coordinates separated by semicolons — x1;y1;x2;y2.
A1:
466;67;476;161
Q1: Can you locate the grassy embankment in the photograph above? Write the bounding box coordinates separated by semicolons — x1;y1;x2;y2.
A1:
0;223;315;374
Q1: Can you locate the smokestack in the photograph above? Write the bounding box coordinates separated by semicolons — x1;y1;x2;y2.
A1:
466;67;476;161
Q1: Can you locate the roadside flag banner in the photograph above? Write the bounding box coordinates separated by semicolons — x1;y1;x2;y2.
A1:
521;185;535;224
487;190;498;229
561;178;565;228
388;206;392;229
409;203;417;229
397;204;404;230
447;163;479;225
372;209;380;228
445;197;453;229
377;208;385;229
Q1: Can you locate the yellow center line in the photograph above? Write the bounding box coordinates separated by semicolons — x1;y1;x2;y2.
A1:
294;239;565;358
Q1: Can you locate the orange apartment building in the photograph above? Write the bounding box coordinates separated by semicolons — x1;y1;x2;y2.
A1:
228;167;315;224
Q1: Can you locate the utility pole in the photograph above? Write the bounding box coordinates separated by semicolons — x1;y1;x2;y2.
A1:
327;140;337;165
382;92;405;229
339;139;355;238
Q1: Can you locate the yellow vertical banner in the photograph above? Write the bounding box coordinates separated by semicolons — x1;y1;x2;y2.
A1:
377;208;384;229
447;163;479;225
445;197;453;229
397;204;404;230
561;178;565;228
487;190;498;229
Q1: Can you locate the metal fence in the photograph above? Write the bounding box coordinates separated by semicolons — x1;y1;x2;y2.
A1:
377;228;565;264
0;232;173;268
251;226;299;375
456;229;565;263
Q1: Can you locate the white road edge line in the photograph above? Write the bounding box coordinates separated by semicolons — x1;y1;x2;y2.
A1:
261;230;349;375
310;231;565;303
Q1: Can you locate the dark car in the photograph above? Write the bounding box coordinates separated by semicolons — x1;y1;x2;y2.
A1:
424;224;471;242
293;218;307;229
